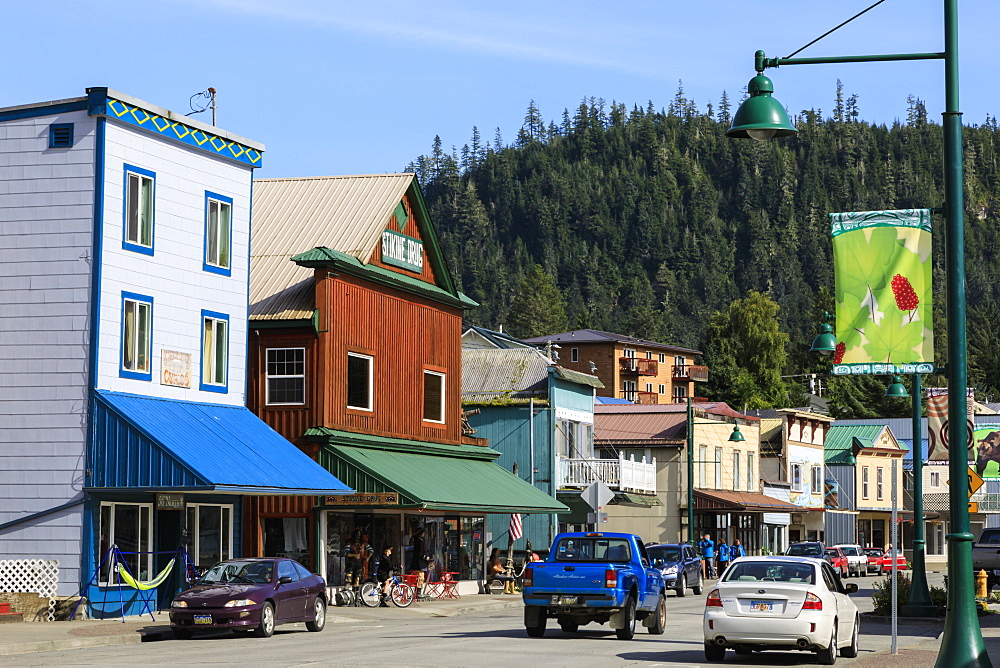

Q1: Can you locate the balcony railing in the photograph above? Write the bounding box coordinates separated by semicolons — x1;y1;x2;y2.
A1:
557;454;657;494
621;389;658;404
672;364;709;383
669;396;709;404
619;357;658;375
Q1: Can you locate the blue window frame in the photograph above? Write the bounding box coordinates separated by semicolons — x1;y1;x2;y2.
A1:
200;309;229;393
203;191;233;276
48;123;74;148
122;164;155;256
120;291;153;381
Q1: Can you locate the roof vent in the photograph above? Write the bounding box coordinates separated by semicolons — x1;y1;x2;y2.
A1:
49;123;74;148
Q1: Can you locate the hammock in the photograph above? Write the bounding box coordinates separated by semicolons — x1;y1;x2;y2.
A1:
117;558;175;590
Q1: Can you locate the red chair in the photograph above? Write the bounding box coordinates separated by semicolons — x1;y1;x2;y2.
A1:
439;572;460;599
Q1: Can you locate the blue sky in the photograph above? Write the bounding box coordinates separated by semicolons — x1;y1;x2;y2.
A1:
5;1;998;177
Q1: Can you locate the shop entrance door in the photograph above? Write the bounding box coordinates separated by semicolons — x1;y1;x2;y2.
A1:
155;509;182;610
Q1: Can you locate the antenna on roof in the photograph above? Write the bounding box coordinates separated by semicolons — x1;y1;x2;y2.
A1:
185;87;217;125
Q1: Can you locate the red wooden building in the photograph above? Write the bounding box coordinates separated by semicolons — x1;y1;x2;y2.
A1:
246;174;563;591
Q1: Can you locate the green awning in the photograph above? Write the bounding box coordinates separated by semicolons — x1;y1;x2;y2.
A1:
319;442;567;514
614;492;663;507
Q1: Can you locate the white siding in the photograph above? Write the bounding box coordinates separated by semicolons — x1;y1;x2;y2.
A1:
0;109;95;592
95;120;253;405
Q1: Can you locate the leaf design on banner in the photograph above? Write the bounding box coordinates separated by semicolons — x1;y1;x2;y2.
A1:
863;306;923;362
834;227;899;304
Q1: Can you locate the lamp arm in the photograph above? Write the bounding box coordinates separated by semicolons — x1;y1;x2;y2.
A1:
756;51;943;71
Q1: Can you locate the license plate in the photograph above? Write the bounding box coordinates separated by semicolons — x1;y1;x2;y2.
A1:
193;615;213;625
551;595;578;605
750;600;774;612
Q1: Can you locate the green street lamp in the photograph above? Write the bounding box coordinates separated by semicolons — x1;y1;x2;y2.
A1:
885;376;909;399
728;2;988;664
726;74;797;141
809;323;837;355
729;424;746;442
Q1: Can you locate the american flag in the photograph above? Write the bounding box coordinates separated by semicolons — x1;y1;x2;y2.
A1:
509;513;523;542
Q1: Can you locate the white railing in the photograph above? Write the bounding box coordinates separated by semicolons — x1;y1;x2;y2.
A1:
0;559;59;621
557;454;657;494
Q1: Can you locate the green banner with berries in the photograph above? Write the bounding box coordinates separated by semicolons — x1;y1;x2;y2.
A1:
829;209;934;376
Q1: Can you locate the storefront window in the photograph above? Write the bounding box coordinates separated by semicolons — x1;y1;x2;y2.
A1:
99;502;152;584
186;504;232;569
263;517;309;565
405;515;484;581
323;512;401;586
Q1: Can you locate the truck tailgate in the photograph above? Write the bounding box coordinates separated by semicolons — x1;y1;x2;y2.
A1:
529;562;615;595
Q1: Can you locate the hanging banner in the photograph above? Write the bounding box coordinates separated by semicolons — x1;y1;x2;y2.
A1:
926;387;976;464
829;209;934;375
974;423;1000;480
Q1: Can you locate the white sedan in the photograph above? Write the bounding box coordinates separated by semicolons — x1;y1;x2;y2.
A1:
703;556;860;665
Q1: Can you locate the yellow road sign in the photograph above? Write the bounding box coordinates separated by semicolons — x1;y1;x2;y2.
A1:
969;502;979;513
969;467;985;497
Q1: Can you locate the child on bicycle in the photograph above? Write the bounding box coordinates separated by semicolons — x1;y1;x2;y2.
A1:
376;545;398;607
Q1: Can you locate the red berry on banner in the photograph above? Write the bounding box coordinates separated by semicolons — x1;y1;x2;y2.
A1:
833;342;845;364
890;274;918;311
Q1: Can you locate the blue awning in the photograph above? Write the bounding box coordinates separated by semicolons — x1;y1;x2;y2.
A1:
88;391;352;495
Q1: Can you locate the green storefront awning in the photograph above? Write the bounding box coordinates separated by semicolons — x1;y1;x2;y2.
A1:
317;439;567;514
614;492;663;507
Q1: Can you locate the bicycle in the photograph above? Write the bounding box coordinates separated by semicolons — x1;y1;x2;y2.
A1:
359;573;414;608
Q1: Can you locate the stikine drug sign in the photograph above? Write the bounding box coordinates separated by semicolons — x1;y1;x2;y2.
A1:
381;229;423;273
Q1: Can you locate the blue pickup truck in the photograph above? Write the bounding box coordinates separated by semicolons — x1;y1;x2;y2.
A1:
521;531;666;639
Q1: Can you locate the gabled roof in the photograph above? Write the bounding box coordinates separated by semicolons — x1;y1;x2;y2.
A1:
461;348;602;403
825;423;905;465
250;174;463;320
462;325;533;350
520;329;702;355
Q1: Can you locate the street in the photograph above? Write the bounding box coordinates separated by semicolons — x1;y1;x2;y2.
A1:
6;574;948;667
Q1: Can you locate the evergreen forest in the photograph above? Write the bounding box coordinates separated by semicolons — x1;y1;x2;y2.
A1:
407;86;1000;414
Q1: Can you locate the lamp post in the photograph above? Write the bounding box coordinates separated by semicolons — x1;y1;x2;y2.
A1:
686;396;747;545
727;2;987;664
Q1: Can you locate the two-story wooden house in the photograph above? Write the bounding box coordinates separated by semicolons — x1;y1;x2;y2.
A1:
247;174;564;592
758;410;834;542
0;89;350;615
522;330;706;404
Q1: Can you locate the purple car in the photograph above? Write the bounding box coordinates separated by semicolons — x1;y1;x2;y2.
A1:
169;558;327;638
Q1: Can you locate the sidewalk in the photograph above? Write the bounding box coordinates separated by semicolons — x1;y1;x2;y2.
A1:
0;593;525;657
853;611;1000;667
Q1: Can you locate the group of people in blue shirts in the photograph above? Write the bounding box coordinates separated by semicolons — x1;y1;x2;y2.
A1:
696;534;746;578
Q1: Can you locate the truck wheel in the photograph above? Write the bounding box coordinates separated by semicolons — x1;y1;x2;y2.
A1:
525;607;546;638
615;596;636;640
704;643;726;662
676;574;687;597
648;593;666;635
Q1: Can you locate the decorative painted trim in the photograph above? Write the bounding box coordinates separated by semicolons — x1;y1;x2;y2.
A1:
200;309;230;394
102;97;262;167
202;190;233;277
120;291;154;382
121;164;156;256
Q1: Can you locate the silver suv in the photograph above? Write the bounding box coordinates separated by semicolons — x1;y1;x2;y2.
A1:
833;543;868;577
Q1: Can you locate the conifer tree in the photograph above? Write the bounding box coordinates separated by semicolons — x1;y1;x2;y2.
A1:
506;264;569;339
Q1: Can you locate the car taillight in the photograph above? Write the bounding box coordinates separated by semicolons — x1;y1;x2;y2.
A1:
803;592;823;610
523;568;533;587
706;589;722;607
605;569;617;588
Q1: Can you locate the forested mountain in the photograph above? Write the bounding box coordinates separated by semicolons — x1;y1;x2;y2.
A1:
407;88;1000;410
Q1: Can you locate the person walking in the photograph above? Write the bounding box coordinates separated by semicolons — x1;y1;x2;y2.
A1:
698;534;716;579
731;538;747;560
716;540;730;577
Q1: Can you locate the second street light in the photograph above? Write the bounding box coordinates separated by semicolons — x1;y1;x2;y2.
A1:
727;1;988;665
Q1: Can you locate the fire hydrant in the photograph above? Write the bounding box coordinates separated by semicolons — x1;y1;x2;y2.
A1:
975;569;989;599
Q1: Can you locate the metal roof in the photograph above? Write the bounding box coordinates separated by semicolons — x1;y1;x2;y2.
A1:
594;411;687;443
595;402;758;422
521;329;702;355
250;174;414;320
89;391;353;495
461;348;552;401
834;416;1000;441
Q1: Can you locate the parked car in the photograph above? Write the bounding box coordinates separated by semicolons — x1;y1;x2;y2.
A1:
703;556;860;665
785;541;833;566
825;547;850;578
169;557;327;638
971;528;1000;590
871;548;908;574
647;543;704;597
862;547;884;574
522;532;666;639
833;544;868;577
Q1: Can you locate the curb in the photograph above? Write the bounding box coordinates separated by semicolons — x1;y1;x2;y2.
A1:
427;599;523;618
0;632;142;657
862;614;945;624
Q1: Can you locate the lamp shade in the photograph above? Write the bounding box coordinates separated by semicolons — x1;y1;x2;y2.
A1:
729;424;746;442
727;75;797;140
810;323;837;355
885;375;909;398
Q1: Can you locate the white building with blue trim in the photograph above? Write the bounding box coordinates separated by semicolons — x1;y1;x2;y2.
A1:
0;88;349;614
